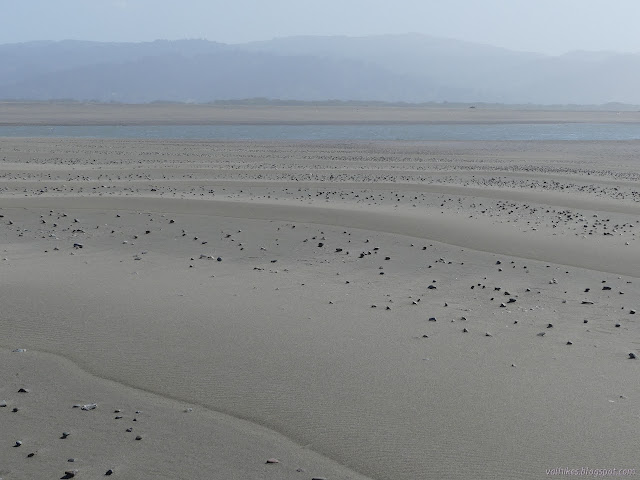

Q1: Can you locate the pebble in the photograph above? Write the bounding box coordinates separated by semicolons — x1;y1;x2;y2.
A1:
135;435;143;440
629;353;637;359
14;440;22;447
18;388;29;393
265;458;280;464
61;432;70;439
63;470;78;478
0;400;6;407
105;469;114;476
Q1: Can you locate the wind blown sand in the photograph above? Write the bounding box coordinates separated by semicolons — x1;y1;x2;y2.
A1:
1;138;639;479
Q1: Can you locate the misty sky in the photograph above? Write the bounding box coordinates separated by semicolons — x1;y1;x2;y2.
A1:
3;0;640;55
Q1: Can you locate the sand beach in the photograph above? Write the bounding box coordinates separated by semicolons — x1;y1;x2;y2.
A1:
1;108;639;479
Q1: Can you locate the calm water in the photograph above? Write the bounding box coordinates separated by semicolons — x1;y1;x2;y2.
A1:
2;123;640;141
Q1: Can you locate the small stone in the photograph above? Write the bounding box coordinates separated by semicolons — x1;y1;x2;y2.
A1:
27;452;36;458
61;432;70;439
630;309;636;314
14;440;22;447
266;458;280;464
0;400;6;407
428;317;436;322
485;332;492;337
566;341;573;345
615;323;621;328
12;407;19;412
547;323;553;328
582;301;594;305
629;353;637;359
135;435;142;440
462;328;468;333
216;257;222;262
80;403;97;410
126;427;133;432
12;348;27;353
105;469;114;476
537;332;546;337
63;470;78;478
18;388;29;393
68;458;76;462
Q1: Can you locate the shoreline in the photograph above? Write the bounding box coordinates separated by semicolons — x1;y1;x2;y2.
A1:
2;103;640;126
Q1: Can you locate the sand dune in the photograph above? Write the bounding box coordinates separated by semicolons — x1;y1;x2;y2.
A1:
1;138;639;480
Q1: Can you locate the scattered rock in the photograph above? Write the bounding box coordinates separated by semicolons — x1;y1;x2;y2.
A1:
629;353;637;359
105;469;114;476
266;458;280;464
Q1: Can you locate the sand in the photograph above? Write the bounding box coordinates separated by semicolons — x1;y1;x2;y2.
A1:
1;135;639;480
2;102;640;125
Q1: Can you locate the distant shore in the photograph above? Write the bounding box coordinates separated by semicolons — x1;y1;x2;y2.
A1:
2;102;640;126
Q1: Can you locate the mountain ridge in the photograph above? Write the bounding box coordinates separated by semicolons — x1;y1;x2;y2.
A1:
1;34;638;104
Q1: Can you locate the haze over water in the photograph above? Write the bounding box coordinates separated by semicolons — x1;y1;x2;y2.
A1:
3;123;640;141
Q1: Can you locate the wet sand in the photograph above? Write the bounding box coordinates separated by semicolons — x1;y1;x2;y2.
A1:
2;102;640;125
1;138;639;479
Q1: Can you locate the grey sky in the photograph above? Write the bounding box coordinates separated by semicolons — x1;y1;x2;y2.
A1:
3;0;640;55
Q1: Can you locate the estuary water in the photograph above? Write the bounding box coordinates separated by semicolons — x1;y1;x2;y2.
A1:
2;123;640;141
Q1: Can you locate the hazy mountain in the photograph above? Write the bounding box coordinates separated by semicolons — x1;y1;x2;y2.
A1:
0;35;639;104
